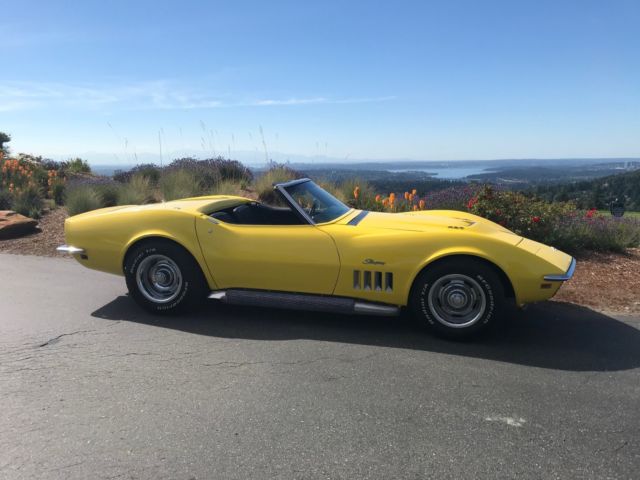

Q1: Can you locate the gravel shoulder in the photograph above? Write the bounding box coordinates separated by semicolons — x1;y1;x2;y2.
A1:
0;207;67;257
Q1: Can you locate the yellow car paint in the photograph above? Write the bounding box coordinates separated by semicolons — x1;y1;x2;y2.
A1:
64;195;573;308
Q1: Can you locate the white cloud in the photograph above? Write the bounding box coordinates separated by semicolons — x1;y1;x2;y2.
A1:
0;81;396;112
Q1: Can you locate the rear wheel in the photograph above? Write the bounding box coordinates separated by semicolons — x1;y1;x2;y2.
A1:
124;240;207;314
410;258;505;338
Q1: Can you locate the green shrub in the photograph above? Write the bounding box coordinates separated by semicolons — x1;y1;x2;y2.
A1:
117;174;156;205
65;186;102;215
0;189;12;210
467;185;640;254
95;183;120;207
13;184;44;219
113;163;161;185
51;181;66;206
62;158;91;175
210;180;244;196
255;163;303;204
339;178;379;209
547;212;640;254
315;181;348;204
166;157;253;188
468;185;575;239
159;170;203;201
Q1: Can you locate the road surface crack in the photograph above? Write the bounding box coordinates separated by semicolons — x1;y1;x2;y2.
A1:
37;330;95;348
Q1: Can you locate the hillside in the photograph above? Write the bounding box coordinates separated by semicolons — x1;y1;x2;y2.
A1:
532;169;640;210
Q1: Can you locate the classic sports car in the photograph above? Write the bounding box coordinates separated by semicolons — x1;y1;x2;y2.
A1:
58;179;575;337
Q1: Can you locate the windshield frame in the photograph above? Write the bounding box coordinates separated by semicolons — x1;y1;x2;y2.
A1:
275;178;351;225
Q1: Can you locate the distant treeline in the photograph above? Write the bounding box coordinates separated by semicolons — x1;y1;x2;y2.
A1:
304;168;464;195
531;169;640;210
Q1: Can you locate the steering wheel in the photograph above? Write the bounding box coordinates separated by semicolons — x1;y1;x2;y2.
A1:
308;200;318;219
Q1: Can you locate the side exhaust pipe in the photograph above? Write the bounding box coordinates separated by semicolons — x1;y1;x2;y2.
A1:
208;289;399;317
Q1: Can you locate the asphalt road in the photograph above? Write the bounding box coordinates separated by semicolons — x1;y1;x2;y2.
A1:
1;253;639;480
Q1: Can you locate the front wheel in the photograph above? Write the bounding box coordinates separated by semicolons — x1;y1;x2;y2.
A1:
410;259;505;338
124;241;207;314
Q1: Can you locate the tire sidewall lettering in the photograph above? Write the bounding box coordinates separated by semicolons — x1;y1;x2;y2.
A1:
418;271;495;328
127;246;188;311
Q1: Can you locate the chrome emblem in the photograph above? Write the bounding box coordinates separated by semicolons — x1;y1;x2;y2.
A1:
363;258;385;265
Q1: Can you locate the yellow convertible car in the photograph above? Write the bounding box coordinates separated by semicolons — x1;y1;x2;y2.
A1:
58;179;574;337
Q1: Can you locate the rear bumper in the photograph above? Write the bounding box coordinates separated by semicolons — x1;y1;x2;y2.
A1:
543;257;576;282
56;245;85;255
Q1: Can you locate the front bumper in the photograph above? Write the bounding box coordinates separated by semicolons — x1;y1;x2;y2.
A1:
543;257;576;282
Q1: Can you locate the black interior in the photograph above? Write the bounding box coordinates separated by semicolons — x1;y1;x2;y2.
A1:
210;202;303;225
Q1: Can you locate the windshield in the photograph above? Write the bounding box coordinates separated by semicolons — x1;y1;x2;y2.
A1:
283;181;351;223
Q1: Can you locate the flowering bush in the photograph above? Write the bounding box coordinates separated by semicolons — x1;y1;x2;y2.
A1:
467;185;575;239
0;151;67;217
347;183;640;254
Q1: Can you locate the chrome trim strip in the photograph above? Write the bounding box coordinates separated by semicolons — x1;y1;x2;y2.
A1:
544;257;576;281
208;289;400;316
56;245;85;254
353;301;400;316
208;291;227;300
347;210;369;226
276;177;312;189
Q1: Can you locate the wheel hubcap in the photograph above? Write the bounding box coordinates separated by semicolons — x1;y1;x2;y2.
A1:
427;274;486;328
136;254;183;304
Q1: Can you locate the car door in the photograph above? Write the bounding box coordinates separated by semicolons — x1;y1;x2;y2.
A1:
195;216;341;294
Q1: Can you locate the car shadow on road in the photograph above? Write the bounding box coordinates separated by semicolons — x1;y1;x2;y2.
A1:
92;297;640;372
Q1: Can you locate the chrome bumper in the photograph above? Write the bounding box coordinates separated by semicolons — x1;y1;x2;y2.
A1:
544;257;576;281
56;245;85;255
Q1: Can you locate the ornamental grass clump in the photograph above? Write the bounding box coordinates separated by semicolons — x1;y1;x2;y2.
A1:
255;163;303;204
159;169;203;201
65;186;102;215
117;173;156;205
13;184;44;219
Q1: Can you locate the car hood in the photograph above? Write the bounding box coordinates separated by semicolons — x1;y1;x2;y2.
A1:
342;209;523;245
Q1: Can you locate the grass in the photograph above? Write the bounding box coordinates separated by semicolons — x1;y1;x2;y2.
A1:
597;210;640;218
159;170;203;201
254;164;302;203
117;174;155;205
65;186;102;215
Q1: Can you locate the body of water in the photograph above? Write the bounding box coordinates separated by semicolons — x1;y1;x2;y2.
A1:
388;165;494;179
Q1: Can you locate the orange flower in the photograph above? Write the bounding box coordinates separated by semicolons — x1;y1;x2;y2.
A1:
413;204;418;211
412;189;417;195
389;193;396;205
419;199;426;210
382;198;389;207
353;186;360;200
375;194;381;202
404;191;410;201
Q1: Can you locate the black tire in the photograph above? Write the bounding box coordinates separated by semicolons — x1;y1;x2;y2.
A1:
124;240;207;314
410;258;505;339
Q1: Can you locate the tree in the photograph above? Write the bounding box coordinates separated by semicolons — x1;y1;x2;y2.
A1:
0;132;10;151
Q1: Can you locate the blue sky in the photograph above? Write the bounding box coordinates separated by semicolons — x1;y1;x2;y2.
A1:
2;0;639;164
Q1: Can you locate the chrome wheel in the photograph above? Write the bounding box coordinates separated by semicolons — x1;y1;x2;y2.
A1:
135;254;183;304
427;274;486;328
